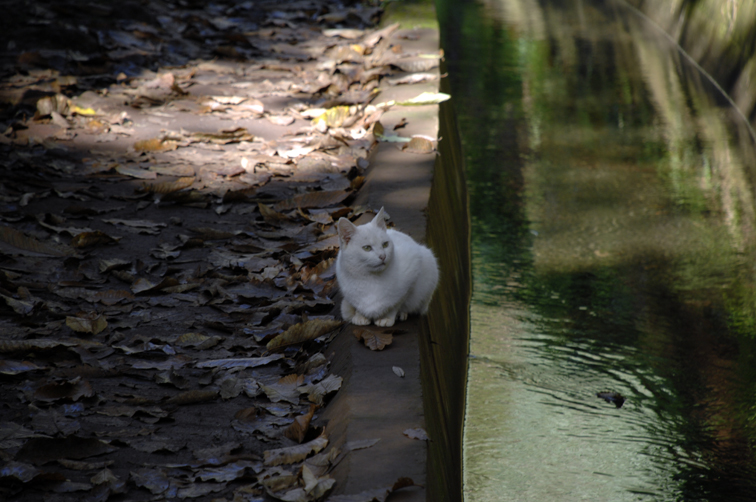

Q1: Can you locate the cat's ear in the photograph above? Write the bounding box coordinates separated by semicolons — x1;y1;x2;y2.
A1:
337;217;357;246
373;207;388;230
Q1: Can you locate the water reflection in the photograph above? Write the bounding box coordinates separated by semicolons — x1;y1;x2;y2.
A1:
436;0;756;500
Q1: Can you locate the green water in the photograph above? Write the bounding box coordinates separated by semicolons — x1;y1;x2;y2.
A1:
437;0;756;500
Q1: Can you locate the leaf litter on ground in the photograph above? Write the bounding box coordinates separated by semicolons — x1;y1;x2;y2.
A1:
0;0;440;498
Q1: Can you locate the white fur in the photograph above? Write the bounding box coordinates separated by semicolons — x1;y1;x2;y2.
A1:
335;207;439;327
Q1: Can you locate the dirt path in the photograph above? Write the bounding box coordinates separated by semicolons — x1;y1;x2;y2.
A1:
0;1;444;500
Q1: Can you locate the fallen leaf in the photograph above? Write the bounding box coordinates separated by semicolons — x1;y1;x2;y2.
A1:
130;277;180;294
71;104;97;116
66;312;108;334
0;461;40;484
0;360;45;375
283;404;317;443
0;225;72;257
395;92;450;106
401;136;435;154
103;218;167;234
311;106;351;128
300;374;342;405
387;73;439;86
353;328;393;351
196;460;260;482
133;137;176;152
403;428;429;441
16;437;118;465
176;332;221;350
272;190;350;212
92;289;135;306
71;230;120;248
0;339;77;353
129;468;177;496
391;57;440;73
141;176;196;194
99;258;131;274
343;438;381;452
115;164;158;179
0;293;36;316
263;434;328;466
190;127;254;144
260;374;304;405
165;389;219;406
34;379;94;402
259;202;291;224
195;354;284;370
266;319;343;352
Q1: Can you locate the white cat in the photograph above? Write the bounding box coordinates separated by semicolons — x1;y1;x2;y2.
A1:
335;207;439;327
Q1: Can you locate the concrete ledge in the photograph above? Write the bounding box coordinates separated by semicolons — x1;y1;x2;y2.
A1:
320;4;470;501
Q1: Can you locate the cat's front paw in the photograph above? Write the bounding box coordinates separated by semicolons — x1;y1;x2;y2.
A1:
351;312;371;325
398;312;408;322
375;316;396;327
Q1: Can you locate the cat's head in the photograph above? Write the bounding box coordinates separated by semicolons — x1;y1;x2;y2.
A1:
337;207;393;273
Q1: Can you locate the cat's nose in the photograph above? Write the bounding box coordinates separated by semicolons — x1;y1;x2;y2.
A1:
379;253;386;261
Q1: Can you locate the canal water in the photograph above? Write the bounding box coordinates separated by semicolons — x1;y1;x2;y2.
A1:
437;0;756;500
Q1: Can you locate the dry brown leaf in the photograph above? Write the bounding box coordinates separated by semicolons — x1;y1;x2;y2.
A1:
263;434;328;466
141;176;195;194
301;470;336;499
258;202;290;224
0;226;72;257
99;258;131;274
353;328;393;351
266;319;343;352
133;137;177;152
165;389;219;406
0;339;76;353
16;437;117;465
350;176;365;191
260;374;304;405
130;277;179;295
66;312;108;335
283;404;317;443
71;231;120;248
300;374;343;405
190;127;254;144
0;360;45;375
234;407;258;422
36;94;70;118
401;136;435;154
391;57;439;73
115;165;158;179
34;379;94;402
0;293;36;316
92;289;134;306
176;332;221;350
103;219;167;234
272;190;350;212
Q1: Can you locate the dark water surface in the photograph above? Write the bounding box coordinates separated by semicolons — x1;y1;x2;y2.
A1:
437;0;756;500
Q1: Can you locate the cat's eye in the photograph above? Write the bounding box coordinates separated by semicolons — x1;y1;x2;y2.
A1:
362;245;372;251
382;241;389;248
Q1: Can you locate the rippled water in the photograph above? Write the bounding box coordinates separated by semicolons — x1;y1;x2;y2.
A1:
437;0;756;500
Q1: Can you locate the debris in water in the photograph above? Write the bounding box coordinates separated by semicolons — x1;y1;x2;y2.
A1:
596;391;625;408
